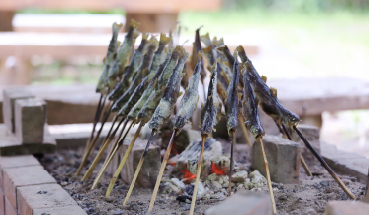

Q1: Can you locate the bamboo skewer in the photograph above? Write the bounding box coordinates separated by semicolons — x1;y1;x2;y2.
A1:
106;122;144;197
228;129;236;197
189;134;208;215
82;116;124;181
281;123;312;176
76;107;112;176
259;139;277;214
148;130;176;212
123;130;155;205
293;126;356;200
91;120;132;189
238;116;252;147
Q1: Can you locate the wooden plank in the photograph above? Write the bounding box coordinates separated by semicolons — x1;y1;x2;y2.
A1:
0;32;259;60
1;0;221;13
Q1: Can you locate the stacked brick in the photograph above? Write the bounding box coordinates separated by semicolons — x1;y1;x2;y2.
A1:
0;88;55;156
0;155;86;215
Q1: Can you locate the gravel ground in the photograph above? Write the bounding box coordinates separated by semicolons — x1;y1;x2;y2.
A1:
37;141;367;215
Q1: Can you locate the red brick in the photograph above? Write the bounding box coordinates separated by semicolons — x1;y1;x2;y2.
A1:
251;135;301;184
2;88;34;133
205;190;273;215
17;184;77;215
33;205;87;215
4;197;16;215
324;201;369;215
14;98;46;144
3;166;56;210
0;155;40;190
0;187;5;215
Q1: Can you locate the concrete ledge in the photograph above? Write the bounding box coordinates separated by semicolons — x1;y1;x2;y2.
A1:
321;141;369;183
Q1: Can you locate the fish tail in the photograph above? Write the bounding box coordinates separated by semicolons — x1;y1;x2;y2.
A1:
173;45;182;53
133;30;140;39
148;36;159;46
216;45;227;53
141;32;149;40
159;33;172;45
198;51;202;59
178;46;189;58
131;19;140;29
236;45;245;54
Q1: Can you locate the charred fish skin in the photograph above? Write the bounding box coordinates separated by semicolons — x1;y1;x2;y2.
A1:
134;37;159;83
225;53;240;135
201;64;222;135
148;48;189;132
242;66;265;140
147;33;172;81
127;46;175;122
216;45;235;71
136;46;183;124
174;52;202;134
96;22;123;93
117;77;148;118
107;19;140;89
191;27;206;79
236;45;260;77
245;62;300;128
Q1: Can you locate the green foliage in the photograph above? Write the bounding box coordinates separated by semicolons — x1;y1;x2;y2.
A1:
222;0;369;13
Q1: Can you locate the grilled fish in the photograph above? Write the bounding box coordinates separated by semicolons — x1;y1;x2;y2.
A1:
107;19;140;88
148;49;189;132
201;64;222;135
96;22;122;93
174;52;202;135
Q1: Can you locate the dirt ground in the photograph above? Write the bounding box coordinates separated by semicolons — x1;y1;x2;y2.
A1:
37;141;367;215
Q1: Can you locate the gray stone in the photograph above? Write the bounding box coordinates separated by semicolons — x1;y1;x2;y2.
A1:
120;138;160;188
324;201;369;215
251;135;301;184
2;88;34;132
291;124;321;166
177;138;222;180
231;170;248;183
14;98;46;144
204;190;273;215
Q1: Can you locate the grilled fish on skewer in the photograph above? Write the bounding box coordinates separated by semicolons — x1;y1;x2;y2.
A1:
147;33;172;81
127;45;174;123
136;45;183;124
96;22;122;93
190;64;221;215
107;19;140;89
108;37;157;101
123;47;188;204
224;51;240;196
149;52;201;212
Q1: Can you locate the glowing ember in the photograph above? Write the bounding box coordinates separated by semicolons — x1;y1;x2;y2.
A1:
181;169;196;183
210;161;227;175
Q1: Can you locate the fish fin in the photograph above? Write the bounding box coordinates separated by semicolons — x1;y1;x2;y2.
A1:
159;33;172;45
117;41;121;48
181;72;186;78
142;68;149;77
216;45;226;53
270;87;277;98
197;51;202;59
131;19;140;29
261;75;267;83
174;45;182;53
200;33;210;42
177;91;183;98
114;22;123;29
238;93;243;102
211;63;217;71
103;57;106;64
223;61;229;68
197;95;200;102
216;58;222;64
202;45;212;53
178;46;188;58
201;102;204;109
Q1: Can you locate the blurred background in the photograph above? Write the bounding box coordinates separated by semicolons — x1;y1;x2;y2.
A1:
1;0;369;157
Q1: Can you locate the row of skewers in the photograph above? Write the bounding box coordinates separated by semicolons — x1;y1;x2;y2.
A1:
76;19;355;215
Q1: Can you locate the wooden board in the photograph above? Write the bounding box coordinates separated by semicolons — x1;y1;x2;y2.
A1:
1;0;221;13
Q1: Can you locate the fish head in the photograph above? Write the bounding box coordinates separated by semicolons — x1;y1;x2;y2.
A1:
283;110;301;128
